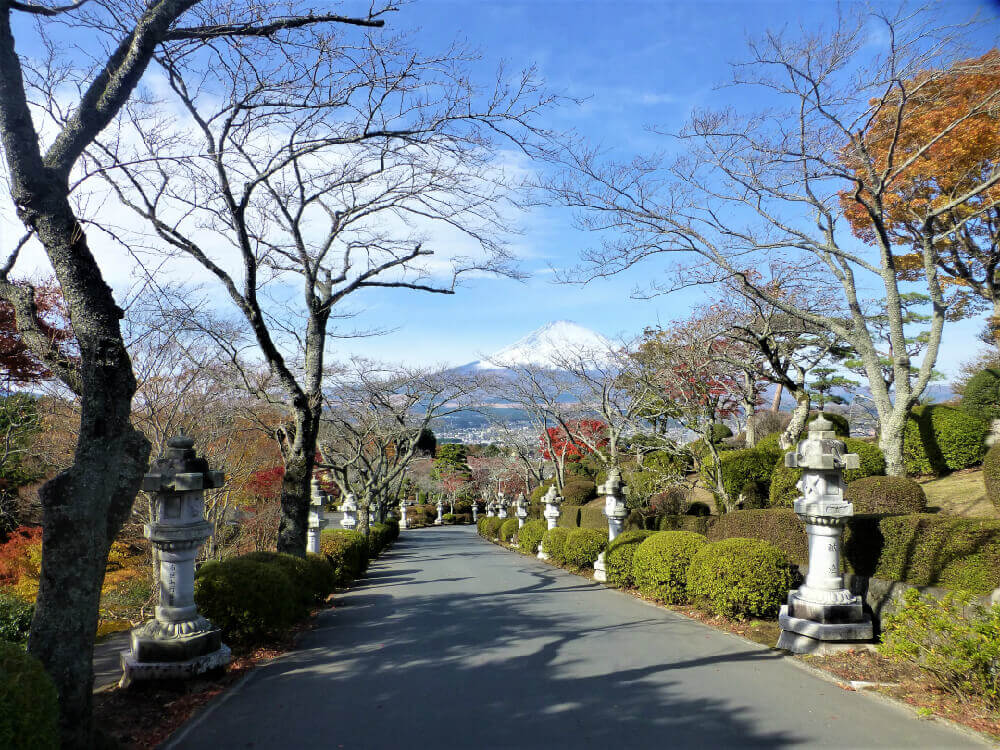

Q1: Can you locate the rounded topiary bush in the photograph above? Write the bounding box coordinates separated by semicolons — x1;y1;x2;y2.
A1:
518;519;546;555
240;551;315;612
903;405;988;476
687;538;792;619
704;444;782;503
320;528;369;584
632;531;707;604
769;438;885;507
194;557;300;644
541;527;570;564
563;528;608;569
984;443;1000;510
0;642;59;750
562;480;597;505
499;517;519;543
845;475;927;514
481;517;503;541
304;553;337;600
605;530;657;588
962;368;1000;422
368;522;393;557
709;423;733;443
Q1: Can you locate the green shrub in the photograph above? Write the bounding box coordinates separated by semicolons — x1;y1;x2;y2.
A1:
441;513;456;524
561;480;597;505
518;519;546;555
707;509;807;567
530;480;554;503
0;591;33;644
961;368;1000;423
499;517;519;543
687;538;792;619
0;641;58;750
986;443;1000;510
541;527;570;564
844;476;927;514
480;517;503;541
368;522;393;557
383;518;400;542
708;423;733;443
903;405;988;476
874;514;1000;594
304;553;337;601
633;531;707;603
194;557;300;645
240;551;315;612
605;530;657;588
769;438;885;507
657;515;712;536
319;528;369;584
882;589;1000;707
563;528;608;569
702;443;783;503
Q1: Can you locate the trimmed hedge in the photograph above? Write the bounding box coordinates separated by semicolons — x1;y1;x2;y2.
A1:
0;642;59;750
368;522;395;557
708;508;808;567
844;476;927;514
319;529;369;584
194;557;301;645
479;517;503;541
903;405;988;476
605;530;657;588
961;368;1000;422
687;538;792;619
633;531;707;604
873;514;1000;594
769;438;885;507
518;519;546;555
564;528;608;569
985;442;1000;510
558;501;608;530
240;551;317;611
541;527;570;565
562;480;597;505
499;517;519;544
703;443;782;502
657;514;713;536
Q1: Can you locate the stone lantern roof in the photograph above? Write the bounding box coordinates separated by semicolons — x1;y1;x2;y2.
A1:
143;433;225;493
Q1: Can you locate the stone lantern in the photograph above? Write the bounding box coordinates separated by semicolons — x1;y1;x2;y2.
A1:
399;501;409;529
434;496;444;525
486;497;496;518
120;434;230;687
776;414;874;654
307;478;329;554
497;491;508;519
340;493;358;531
593;468;626;583
471;499;478;522
537;486;563;560
515;493;529;528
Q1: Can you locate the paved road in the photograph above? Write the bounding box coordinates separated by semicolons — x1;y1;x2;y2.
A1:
168;527;983;749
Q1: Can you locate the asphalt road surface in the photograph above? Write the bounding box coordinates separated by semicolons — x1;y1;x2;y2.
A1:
167;526;984;749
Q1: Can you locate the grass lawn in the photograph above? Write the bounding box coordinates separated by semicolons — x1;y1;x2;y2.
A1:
917;468;998;518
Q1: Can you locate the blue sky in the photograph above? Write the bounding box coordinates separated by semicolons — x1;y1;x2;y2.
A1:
331;0;1000;375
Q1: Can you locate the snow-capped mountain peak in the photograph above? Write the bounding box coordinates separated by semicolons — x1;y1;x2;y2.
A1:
469;320;614;370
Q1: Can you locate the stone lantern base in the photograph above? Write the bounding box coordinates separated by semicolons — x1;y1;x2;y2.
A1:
593;552;608;582
777;590;874;654
119;619;231;687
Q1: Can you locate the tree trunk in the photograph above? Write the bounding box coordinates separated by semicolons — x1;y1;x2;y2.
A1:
878;410;908;477
779;391;810;450
771;383;784;412
276;408;319;556
743;397;757;448
358;500;371;537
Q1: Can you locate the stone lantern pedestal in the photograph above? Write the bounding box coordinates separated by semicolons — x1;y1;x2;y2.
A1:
341;493;358;531
434;499;444;525
486;500;495;518
307;479;329;554
120;435;230;687
399;502;409;529
515;493;528;529
776;415;874;654
471;501;478;522
594;469;626;583
497;492;508;519
538;486;562;560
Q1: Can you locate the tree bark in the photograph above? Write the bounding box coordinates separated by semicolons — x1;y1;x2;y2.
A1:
770;383;783;412
276;407;318;556
779;391;810;450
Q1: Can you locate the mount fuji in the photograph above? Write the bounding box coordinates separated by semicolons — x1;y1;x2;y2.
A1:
459;320;614;371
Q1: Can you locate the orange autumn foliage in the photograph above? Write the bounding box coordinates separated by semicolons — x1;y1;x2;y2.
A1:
840;50;1000;316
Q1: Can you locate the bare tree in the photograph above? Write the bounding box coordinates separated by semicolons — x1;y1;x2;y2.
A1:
547;7;999;476
318;360;482;535
92;23;556;556
0;2;390;741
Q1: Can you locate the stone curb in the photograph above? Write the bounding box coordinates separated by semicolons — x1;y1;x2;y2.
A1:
478;531;999;748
